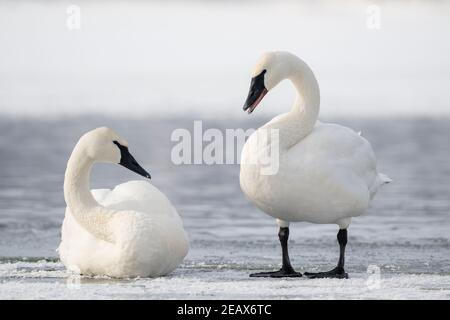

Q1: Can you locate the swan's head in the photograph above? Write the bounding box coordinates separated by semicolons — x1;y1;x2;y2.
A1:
243;51;298;114
78;127;151;179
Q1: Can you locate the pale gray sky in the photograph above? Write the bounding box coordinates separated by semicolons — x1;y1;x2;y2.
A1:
0;0;449;118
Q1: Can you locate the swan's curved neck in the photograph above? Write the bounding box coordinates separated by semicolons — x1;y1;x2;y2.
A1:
270;58;320;149
64;146;115;242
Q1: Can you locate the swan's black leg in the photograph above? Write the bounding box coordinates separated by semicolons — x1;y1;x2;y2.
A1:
304;229;349;279
250;227;302;278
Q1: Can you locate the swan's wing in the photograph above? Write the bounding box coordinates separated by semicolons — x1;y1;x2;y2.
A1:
91;188;112;203
64;181;178;219
289;122;380;197
99;180;177;218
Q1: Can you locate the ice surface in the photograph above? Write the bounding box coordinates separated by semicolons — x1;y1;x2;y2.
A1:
0;117;449;299
0;260;449;300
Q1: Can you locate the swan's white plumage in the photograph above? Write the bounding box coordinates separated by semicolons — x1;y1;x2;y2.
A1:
59;181;189;278
58;127;188;278
241;121;387;228
240;52;390;229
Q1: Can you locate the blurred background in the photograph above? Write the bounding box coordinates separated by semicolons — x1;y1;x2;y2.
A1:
0;0;449;299
1;0;449;118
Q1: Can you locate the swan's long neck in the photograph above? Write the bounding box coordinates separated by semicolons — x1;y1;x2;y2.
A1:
269;58;320;149
64;146;115;242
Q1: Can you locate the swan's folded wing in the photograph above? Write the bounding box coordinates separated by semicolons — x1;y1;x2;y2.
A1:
91;188;112;203
98;180;177;217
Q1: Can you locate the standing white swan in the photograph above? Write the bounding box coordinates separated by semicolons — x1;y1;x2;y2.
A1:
58;127;189;278
240;52;391;278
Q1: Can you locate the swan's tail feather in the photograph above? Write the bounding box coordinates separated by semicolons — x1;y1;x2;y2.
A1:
369;172;392;199
379;173;393;184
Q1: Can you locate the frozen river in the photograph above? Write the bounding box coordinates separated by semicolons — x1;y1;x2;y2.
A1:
0;116;449;299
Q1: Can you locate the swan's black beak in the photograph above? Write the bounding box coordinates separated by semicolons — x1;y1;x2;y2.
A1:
113;141;151;179
243;69;268;114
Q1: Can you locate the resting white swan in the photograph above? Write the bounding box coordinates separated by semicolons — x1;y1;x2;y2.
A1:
240;52;391;278
58;127;189;278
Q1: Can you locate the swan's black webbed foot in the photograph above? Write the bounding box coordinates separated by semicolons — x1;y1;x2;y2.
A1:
250;268;302;278
304;267;348;279
305;229;349;279
250;226;302;278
